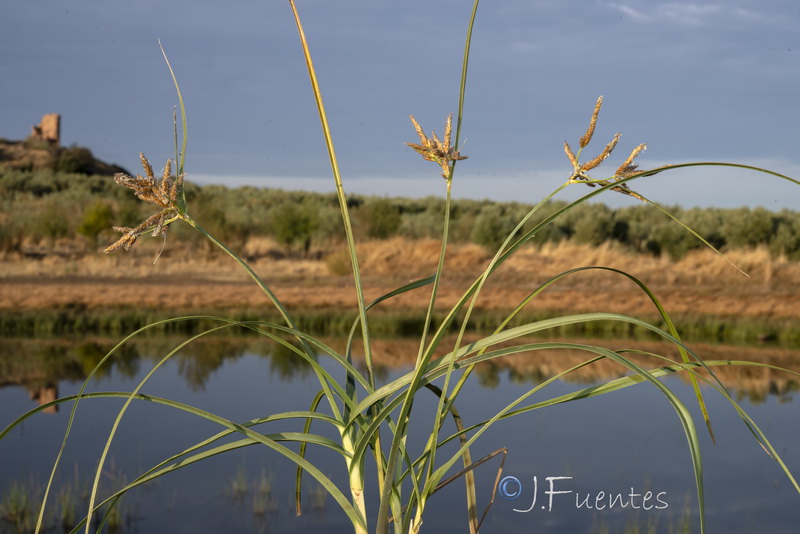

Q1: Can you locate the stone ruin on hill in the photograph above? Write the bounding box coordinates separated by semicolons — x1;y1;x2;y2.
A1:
30;113;61;146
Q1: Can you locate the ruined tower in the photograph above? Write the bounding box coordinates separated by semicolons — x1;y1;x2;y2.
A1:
31;113;61;146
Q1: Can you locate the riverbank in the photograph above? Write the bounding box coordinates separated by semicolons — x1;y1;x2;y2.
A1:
2;238;799;343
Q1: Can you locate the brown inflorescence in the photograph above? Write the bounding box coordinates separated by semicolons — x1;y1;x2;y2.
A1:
406;114;468;179
564;97;650;202
104;153;184;253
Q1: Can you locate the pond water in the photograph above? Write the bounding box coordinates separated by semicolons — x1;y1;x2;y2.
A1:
1;335;799;533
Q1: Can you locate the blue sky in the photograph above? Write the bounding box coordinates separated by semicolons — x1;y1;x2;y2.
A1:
2;0;798;208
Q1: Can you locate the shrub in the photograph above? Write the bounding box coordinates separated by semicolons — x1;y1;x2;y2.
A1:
0;214;23;253
56;146;95;174
647;221;700;260
77;202;114;249
33;198;73;244
770;212;800;260
362;198;402;239
269;201;320;254
720;207;775;249
571;203;615;246
470;203;518;251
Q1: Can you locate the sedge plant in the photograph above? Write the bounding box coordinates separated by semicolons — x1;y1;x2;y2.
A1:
3;1;800;533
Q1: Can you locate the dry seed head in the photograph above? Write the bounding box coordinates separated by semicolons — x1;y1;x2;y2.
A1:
103;227;137;252
615;143;647;178
406;114;467;179
580;132;621;172
140;153;155;185
159;159;172;203
170;173;184;204
611;184;648;202
579;96;604;148
431;130;442;150
409;115;429;149
113;154;178;208
564;141;579;168
150;214;166;237
105;152;184;253
443;113;453;152
130;212;166;238
564;97;649;203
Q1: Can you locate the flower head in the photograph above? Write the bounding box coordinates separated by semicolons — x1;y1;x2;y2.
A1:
406;114;467;179
564;97;649;202
104;153;184;253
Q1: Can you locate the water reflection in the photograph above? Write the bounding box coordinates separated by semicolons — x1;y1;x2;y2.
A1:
1;333;799;533
2;335;800;412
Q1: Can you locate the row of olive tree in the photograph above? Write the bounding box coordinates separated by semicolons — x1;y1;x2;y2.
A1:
1;168;799;260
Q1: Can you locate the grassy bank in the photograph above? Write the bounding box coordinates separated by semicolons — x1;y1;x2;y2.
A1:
2;305;798;347
3;238;799;345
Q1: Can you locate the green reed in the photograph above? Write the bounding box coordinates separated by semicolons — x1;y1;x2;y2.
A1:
3;1;800;534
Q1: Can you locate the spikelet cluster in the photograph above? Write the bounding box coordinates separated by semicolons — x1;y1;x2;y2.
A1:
406;114;468;179
104;153;184;253
564;96;649;202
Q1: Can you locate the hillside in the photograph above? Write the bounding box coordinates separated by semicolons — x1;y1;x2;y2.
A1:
0;137;128;176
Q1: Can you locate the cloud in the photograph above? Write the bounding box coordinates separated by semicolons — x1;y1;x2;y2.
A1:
609;3;650;21
605;2;723;26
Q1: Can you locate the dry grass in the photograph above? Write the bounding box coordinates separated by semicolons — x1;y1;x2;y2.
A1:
2;237;799;321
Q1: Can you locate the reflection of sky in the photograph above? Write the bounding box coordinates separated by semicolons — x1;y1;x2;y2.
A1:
1;352;798;532
2;1;798;208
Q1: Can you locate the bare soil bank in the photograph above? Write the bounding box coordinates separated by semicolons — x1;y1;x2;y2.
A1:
2;239;798;329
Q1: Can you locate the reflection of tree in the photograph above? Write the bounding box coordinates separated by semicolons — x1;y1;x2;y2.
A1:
508;366;548;386
738;379;800;406
0;335;316;397
113;343;142;379
476;364;500;390
175;338;253;391
39;344;85;382
268;340;313;380
777;381;800;404
173;335;320;387
0;338;142;397
0;339;85;390
1;339;129;412
3;335;800;404
75;341;140;379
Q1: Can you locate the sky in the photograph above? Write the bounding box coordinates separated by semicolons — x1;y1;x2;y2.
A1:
2;0;799;209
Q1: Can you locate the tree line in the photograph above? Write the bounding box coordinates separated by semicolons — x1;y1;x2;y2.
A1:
1;168;798;260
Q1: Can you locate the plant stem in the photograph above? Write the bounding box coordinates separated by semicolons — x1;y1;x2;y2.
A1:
289;3;374;531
